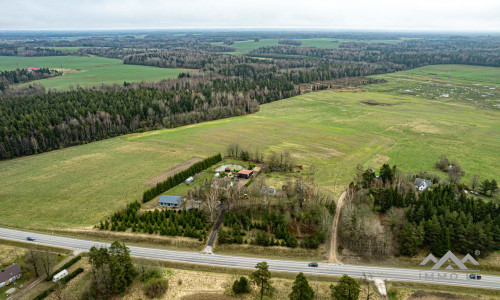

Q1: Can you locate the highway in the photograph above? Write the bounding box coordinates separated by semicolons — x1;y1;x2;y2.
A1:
1;227;499;290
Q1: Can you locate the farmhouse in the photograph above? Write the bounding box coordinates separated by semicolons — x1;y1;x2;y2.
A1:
158;195;183;208
0;263;22;288
236;169;253;179
415;178;432;192
27;67;40;72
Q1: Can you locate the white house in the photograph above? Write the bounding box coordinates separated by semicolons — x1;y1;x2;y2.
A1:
415;178;432;192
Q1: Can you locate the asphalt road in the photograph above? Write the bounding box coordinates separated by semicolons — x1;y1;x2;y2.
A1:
1;227;499;290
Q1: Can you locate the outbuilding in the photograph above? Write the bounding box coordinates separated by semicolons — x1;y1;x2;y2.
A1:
236;169;253;179
158;195;183;208
0;263;22;288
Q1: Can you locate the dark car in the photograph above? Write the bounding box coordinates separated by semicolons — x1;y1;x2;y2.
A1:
26;236;36;241
469;273;481;280
308;263;318;267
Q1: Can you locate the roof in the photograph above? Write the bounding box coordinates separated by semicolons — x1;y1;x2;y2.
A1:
237;169;253;175
158;195;183;204
27;67;39;71
0;264;22;283
415;178;432;186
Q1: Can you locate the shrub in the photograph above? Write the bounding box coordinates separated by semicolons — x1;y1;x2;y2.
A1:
232;276;251;294
301;234;320;249
286;235;298;248
137;265;162;283
144;278;168;298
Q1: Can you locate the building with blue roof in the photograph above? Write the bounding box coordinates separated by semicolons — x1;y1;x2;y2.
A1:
158;195;183;208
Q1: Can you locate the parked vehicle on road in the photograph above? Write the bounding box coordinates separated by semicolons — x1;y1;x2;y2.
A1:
469;273;481;280
308;262;318;267
26;236;36;241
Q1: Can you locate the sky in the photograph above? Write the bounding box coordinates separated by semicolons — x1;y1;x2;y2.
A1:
1;0;500;32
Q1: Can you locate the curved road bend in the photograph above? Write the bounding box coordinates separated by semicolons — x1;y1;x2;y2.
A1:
1;227;499;290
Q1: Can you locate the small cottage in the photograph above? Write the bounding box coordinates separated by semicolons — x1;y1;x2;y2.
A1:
415;178;432;192
0;263;22;288
158;195;183;208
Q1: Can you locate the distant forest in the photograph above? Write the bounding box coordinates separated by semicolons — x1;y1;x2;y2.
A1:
1;32;500;159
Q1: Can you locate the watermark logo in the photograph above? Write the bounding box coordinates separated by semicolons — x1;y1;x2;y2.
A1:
420;250;479;270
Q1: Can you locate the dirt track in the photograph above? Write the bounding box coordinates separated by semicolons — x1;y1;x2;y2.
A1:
142;157;203;186
328;191;346;264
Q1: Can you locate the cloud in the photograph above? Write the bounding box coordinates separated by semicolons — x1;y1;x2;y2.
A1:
1;0;499;31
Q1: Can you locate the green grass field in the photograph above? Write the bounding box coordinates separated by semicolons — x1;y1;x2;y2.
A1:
0;65;499;229
215;38;402;55
367;64;500;110
0;56;186;90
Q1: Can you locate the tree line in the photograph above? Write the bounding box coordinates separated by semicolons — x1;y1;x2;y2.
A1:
234;261;362;300
0;72;298;160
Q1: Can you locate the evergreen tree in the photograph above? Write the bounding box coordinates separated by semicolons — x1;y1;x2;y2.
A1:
330;275;360;300
289;272;314;300
250;262;273;300
232;276;250;294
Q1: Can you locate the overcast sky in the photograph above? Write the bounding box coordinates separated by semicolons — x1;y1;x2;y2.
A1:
2;0;500;31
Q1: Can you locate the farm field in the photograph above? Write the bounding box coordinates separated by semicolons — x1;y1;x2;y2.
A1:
214;38;402;55
367;64;500;109
0;65;499;229
0;55;186;90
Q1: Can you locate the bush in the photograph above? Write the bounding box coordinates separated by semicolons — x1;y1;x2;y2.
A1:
46;255;82;281
144;278;168;298
301;234;320;249
232;276;251;294
137;265;162;283
286;235;298;248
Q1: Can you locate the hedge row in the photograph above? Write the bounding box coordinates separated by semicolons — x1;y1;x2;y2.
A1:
142;153;223;203
34;268;84;300
46;255;82;281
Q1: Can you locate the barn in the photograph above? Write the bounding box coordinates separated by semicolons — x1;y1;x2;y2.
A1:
0;264;22;288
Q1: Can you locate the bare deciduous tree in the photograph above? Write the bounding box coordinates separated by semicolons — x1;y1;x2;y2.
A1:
470;174;480;191
205;179;221;224
40;248;55;277
26;246;40;277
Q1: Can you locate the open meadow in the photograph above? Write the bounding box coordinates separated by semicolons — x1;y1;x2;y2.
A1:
367;64;500;110
0;55;186;90
0;65;499;229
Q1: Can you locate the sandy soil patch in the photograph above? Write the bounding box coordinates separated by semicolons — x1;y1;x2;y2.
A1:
143;157;203;186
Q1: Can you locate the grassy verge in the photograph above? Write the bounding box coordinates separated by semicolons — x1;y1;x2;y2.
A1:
387;281;500;299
